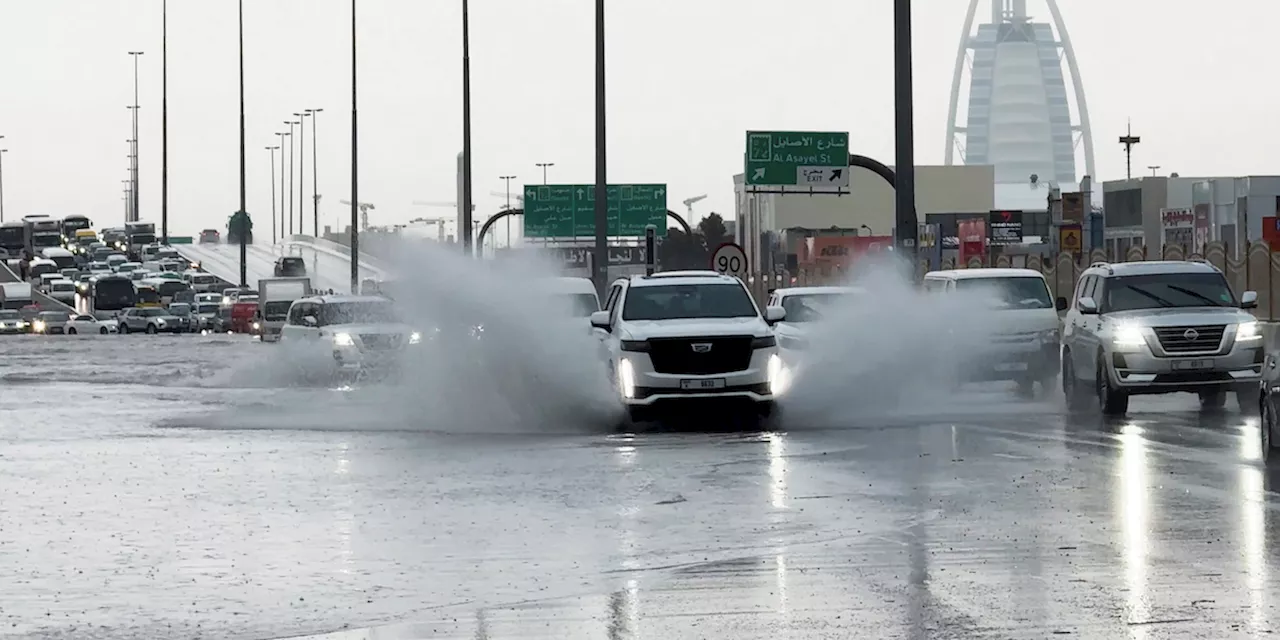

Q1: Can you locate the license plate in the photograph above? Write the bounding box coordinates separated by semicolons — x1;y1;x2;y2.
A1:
1173;359;1213;371
681;378;726;390
995;362;1029;372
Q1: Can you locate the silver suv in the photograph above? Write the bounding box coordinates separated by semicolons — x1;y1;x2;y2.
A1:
1061;260;1263;415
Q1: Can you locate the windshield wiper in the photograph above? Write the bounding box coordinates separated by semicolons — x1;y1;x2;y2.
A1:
1124;285;1176;308
1163;284;1228;307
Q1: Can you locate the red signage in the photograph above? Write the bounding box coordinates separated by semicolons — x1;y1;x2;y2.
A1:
800;235;893;267
957;218;986;264
1263;216;1280;249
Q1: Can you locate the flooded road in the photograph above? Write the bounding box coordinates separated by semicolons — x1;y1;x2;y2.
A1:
2;337;1278;639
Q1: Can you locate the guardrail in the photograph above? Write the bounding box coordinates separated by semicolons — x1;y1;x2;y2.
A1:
0;260;75;312
284;234;392;272
283;234;389;277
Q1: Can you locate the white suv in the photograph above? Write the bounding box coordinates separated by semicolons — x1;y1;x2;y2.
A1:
590;271;789;425
1061;260;1263;415
280;294;422;375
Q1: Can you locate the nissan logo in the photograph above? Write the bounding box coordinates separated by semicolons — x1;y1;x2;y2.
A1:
691;343;713;353
1183;328;1199;341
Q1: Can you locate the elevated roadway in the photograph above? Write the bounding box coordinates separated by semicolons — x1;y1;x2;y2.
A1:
0;260;75;312
175;240;387;294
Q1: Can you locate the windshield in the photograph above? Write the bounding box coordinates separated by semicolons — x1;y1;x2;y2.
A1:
318;302;399;326
138;308;166;317
169;304;191;315
621;283;758;321
955;277;1054;309
263;300;292;319
780;293;850;322
39;312;70;322
0;311;19;320
0;226;24;246
51;282;74;291
131;233;157;245
196;303;220;314
156;282;189;296
561;293;600;317
1103;273;1237;312
136;288;160;304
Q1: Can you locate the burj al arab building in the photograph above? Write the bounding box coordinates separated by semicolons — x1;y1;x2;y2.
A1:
944;0;1095;208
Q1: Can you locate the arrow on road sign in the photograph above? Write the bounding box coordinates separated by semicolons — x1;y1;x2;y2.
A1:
829;169;843;182
576;188;584;199
752;167;765;181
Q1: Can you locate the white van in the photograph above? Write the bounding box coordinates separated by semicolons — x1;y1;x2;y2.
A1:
546;276;600;317
922;268;1066;396
183;270;222;293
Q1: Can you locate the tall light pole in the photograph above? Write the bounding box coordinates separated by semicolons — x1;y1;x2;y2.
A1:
893;0;918;260
266;146;279;243
128;51;144;223
535;162;553;185
161;0;169;244
350;0;359;291
285;119;297;236
592;0;607;293
500;175;516;248
237;0;247;286
306;108;322;236
0;147;7;223
125;149;136;223
294;111;310;236
276;131;289;242
460;0;474;256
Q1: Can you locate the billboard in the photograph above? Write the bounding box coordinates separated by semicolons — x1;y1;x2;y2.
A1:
799;235;893;267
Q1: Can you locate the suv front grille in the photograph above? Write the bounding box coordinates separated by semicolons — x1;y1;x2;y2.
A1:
360;334;403;350
1153;325;1225;353
646;336;754;375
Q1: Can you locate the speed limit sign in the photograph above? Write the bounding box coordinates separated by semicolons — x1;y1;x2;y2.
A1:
710;242;748;279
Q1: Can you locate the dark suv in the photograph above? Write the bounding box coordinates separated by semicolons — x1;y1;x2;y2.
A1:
274;256;306;277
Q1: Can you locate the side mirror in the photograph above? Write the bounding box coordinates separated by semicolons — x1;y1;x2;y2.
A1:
303;315;318;327
1077;297;1099;315
1055;296;1068;312
1241;290;1258;309
589;310;611;331
764;305;787;324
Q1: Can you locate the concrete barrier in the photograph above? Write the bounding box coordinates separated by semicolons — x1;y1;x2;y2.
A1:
0;261;75;312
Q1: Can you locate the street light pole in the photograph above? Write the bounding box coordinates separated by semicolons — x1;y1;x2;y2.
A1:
285;119;297;236
0;147;7;223
128;51;143;223
592;0;608;294
276;132;289;243
460;0;474;256
500;175;516;248
126;141;137;223
237;0;247;287
893;0;918;261
349;0;359;291
295;111;310;237
161;0;169;244
267;146;279;244
307;108;323;237
535;162;553;185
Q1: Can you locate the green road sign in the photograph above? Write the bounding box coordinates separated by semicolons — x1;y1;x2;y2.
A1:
523;183;667;238
744;130;850;187
168;236;193;244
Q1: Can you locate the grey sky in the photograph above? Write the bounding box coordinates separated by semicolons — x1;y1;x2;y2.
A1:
0;1;1276;238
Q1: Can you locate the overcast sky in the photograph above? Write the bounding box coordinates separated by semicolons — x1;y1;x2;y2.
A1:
0;0;1276;239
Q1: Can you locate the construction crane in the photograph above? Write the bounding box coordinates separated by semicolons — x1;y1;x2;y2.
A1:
338;199;375;231
488;191;523;208
683;194;707;220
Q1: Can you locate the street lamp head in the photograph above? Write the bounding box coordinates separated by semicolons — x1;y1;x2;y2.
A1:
128;51;145;55
308;108;324;114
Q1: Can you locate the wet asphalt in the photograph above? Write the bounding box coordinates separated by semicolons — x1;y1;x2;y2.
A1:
1;337;1278;640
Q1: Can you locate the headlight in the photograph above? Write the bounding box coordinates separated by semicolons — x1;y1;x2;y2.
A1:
333;332;355;346
32;320;45;332
252;322;261;331
768;353;790;396
408;331;422;344
1238;320;1261;340
1112;323;1146;350
156;319;166;325
617;358;636;399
